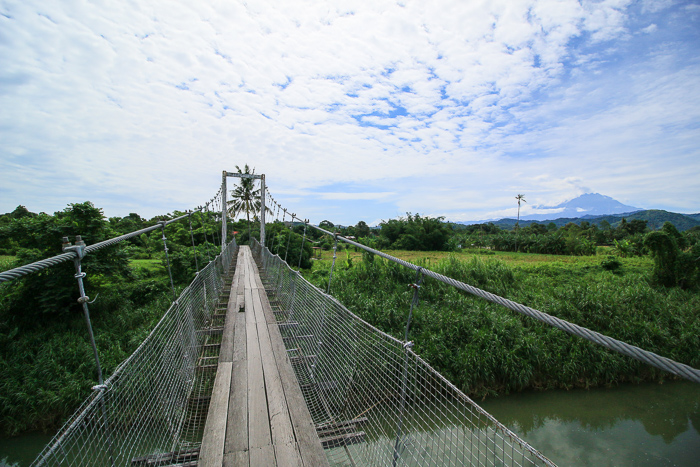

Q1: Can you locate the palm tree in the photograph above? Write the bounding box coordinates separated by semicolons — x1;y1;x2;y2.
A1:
227;164;260;224
515;194;526;253
515;194;526;229
227;164;272;243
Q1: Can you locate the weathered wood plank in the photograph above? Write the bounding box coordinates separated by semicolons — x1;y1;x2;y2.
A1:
252;288;296;448
223;450;249;467
199;362;233;467
249;258;266;289
131;448;199;465
274;442;303;467
260;290;330;466
249;445;276;466
245;286;272;450
244;250;256;290
219;263;241;362
319;431;366;449
225;312;248;455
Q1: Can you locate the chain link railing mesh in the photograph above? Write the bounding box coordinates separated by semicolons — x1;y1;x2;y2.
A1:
31;240;238;467
251;240;556;467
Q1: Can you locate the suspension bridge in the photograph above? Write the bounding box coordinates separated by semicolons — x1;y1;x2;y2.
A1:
1;171;698;466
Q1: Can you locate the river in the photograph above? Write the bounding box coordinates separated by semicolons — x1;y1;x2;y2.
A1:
479;381;699;466
1;381;697;466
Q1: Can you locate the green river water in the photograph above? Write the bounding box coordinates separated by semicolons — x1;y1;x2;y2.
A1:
1;381;698;466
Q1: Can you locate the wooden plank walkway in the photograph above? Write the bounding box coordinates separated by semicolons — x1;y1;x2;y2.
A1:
199;246;329;467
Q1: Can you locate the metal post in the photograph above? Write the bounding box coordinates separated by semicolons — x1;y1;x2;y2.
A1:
298;220;308;270
278;209;287;256
202;208;212;262
260;174;266;247
392;268;424;467
160;222;177;299
285;214;294;263
221;171;227;252
62;236;115;467
188;212;199;273
327;234;339;294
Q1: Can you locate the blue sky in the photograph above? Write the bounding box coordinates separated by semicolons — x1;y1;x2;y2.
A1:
1;0;699;226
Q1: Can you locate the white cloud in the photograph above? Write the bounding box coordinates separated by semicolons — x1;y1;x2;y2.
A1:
641;23;658;33
1;0;698;225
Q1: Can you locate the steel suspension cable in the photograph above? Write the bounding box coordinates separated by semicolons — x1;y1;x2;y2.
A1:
299;222;700;384
0;213;190;284
267;194;698;382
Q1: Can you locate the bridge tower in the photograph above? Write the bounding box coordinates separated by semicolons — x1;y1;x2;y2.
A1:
221;170;266;248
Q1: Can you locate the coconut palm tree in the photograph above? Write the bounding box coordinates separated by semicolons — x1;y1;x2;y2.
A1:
515;194;526;253
227;164;260;224
515;194;526;229
227;164;272;242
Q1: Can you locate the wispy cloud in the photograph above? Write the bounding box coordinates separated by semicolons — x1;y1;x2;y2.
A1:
1;0;698;224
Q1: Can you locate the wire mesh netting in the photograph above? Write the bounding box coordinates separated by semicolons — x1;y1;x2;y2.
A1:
32;240;238;467
252;239;556;467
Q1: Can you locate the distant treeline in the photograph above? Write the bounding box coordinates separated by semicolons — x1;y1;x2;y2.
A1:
469;209;700;232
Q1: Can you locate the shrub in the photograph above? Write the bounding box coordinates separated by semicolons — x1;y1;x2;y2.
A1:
601;255;622;272
644;231;700;289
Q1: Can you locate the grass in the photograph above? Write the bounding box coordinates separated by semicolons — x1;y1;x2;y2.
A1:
0;256;16;273
312;246;652;273
304;247;697;398
129;259;163;272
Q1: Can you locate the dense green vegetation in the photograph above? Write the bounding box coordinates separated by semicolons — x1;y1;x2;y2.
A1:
298;213;700;397
307;251;699;398
0;203;224;435
1;200;698;437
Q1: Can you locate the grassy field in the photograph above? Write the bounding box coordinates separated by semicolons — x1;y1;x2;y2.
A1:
303;246;695;397
311;246;652;273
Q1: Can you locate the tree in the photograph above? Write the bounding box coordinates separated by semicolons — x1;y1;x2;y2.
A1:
319;220;335;231
355;221;371;238
1;202;131;318
515;194;526;229
645;230;700;289
227;165;261;224
227;165;271;243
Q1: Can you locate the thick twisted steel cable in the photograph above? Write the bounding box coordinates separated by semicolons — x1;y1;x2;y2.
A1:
0;251;79;283
304;222;700;384
0;213;192;284
85;213;190;254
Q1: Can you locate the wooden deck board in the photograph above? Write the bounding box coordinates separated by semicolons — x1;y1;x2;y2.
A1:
246;286;272;450
224;312;247;455
200;246;328;467
252;288;297;451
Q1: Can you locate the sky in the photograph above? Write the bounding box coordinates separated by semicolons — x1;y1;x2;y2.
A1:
1;0;699;226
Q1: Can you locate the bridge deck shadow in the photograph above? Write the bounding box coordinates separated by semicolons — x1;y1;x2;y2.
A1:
198;246;329;467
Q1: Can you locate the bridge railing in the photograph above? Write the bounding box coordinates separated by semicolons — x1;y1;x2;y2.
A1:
32;239;237;467
251;239;556;467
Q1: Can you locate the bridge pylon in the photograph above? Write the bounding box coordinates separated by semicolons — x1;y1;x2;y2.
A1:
222;170;266;249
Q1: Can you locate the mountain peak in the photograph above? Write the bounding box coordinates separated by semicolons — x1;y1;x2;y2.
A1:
541;193;638;213
523;193;640;221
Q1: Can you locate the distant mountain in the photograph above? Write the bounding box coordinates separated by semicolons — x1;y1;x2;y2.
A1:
454;194;699;231
522;193;640;221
